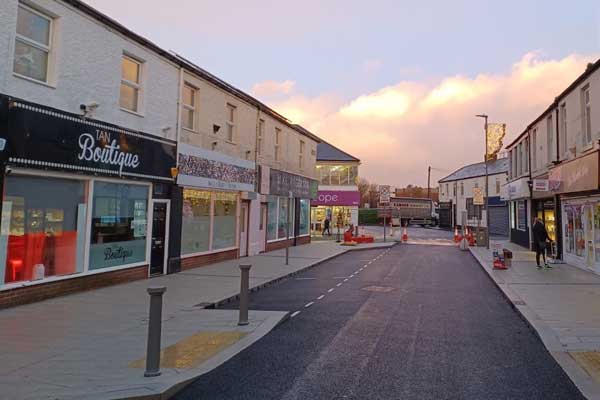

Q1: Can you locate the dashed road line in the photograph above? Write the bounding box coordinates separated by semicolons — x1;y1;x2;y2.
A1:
304;302;314;308
317;295;325;300
336;283;342;287
328;288;335;293
343;279;349;282
291;311;301;318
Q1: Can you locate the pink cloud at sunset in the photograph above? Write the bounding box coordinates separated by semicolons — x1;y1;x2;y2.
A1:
259;52;598;187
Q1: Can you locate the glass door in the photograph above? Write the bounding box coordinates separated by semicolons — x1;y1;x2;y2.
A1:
584;205;594;269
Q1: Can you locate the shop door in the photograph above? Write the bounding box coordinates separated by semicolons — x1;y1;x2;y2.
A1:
239;202;249;257
259;203;267;253
150;201;169;275
584;205;595;270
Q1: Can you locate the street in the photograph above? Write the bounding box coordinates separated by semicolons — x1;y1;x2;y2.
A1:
174;238;583;400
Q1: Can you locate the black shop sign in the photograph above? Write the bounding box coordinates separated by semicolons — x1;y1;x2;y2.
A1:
0;95;176;180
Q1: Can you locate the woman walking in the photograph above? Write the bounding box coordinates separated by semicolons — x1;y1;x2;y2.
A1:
532;217;551;269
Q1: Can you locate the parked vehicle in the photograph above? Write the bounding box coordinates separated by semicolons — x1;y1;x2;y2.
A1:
386;197;438;227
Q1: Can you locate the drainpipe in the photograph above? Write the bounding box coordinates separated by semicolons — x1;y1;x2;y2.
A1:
254;105;261;194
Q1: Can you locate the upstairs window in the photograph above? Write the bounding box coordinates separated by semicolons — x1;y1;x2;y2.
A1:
532;129;537;170
547;115;554;163
120;56;142;112
274;128;281;161
299;140;305;169
582;86;592;146
182;83;197;131
560;103;568;156
257;119;265;155
226;104;236;142
13;4;52;83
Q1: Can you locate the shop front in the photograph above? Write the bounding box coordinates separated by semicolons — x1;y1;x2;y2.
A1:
310;190;360;236
503;177;531;248
265;168;316;251
550;151;600;273
0;95;177;308
177;143;255;268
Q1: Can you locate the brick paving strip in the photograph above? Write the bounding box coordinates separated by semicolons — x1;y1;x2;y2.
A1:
470;240;600;400
0;240;395;400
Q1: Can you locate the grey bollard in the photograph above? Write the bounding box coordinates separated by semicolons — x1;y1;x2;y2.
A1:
238;264;252;326
144;286;166;377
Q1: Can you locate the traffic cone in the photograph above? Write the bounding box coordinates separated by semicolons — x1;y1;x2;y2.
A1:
402;226;408;242
454;227;459;242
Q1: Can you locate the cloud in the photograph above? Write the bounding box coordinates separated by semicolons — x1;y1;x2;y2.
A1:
250;80;296;99
263;52;597;186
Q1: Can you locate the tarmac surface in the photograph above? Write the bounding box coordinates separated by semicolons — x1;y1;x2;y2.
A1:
174;243;584;400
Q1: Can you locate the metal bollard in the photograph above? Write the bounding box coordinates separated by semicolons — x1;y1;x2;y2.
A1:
144;286;166;377
238;264;252;326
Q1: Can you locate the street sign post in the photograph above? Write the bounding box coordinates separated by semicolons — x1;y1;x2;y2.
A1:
379;185;391;242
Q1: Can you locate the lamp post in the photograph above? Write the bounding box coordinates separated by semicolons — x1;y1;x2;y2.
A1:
476;114;490;249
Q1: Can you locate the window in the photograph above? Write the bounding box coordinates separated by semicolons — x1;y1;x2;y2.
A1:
524;137;529;173
495;177;501;195
120;56;142;112
212;192;237;250
182;83;197;131
278;197;288;238
349;166;358;185
547;115;554;163
89;182;148;270
582;86;592;146
466;198;484;219
181;190;239;254
560;103;568;156
532;129;537;170
257;119;265;155
267;196;278;241
446;184;449;196
516;200;527;231
320;165;330;185
453;183;456;196
460;182;464;196
2;176;87;284
299;199;310;236
13;4;52;82
517;143;523;175
299;140;305;169
274;128;281;161
226;104;236;142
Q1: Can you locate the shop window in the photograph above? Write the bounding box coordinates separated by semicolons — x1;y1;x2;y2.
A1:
349;166;358;185
565;207;574;254
517;200;527;231
89;182;148;270
181;189;211;254
278;197;289;238
2;176;87;285
212;192;237;250
267;196;278;241
13;4;52;83
299;199;310;236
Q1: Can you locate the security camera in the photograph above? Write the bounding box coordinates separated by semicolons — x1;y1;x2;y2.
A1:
87;102;99;110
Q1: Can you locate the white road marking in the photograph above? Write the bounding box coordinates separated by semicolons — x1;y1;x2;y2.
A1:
291;311;301;318
336;283;342;287
343;279;349;282
328;288;335;293
317;295;325;300
304;302;314;308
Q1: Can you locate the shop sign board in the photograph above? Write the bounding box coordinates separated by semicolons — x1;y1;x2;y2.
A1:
1;95;177;180
503;177;530;200
269;168;318;199
473;187;484;205
549;151;599;194
312;190;360;206
178;143;256;192
379;185;391;204
533;179;549;192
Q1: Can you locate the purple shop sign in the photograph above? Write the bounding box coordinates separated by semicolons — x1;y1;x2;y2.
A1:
312;190;360;206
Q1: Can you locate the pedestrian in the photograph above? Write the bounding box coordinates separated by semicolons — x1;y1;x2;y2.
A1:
532;217;551;269
323;218;331;236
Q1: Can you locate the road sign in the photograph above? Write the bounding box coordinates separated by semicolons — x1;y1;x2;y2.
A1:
379;185;391;204
473;187;484;205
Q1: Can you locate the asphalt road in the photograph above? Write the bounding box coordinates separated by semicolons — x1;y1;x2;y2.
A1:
174;243;584;400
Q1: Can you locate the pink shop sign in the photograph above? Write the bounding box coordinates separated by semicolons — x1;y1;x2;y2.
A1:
312;190;360;206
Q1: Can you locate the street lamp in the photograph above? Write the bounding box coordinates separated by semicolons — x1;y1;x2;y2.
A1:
476;114;490;249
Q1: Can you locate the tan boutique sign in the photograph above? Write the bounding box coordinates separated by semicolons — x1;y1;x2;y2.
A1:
549;151;599;194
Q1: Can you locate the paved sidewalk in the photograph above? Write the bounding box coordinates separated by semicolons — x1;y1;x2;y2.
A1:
470;240;600;400
0;240;394;400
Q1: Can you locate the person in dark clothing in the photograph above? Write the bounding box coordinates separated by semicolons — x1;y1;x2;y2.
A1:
532;217;551;269
323;218;331;236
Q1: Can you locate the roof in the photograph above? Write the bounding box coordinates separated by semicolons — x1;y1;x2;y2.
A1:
316;142;360;162
438;158;509;183
60;0;320;143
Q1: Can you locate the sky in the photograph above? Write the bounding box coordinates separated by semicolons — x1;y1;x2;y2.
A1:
87;0;600;186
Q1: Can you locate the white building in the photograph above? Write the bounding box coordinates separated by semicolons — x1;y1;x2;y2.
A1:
438;158;509;235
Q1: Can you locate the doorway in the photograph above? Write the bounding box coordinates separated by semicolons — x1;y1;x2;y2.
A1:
259;203;267;253
239;202;249;257
150;200;170;276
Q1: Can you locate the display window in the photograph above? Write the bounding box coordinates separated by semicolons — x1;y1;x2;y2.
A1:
267;196;309;242
563;199;600;272
1;175;88;284
310;206;354;235
181;189;239;255
89;182;149;270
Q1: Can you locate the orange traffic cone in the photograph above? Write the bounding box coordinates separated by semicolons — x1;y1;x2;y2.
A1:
402;226;408;242
454;227;459;242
